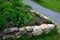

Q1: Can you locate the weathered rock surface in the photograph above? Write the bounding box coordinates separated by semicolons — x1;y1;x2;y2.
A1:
2;24;56;39
25;26;33;32
27;17;43;26
32;24;55;36
40;24;55;33
3;27;19;35
32;26;43;36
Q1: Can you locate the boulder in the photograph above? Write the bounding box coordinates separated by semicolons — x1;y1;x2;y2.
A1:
32;24;55;35
32;26;43;36
39;24;55;33
27;17;43;26
19;27;27;35
19;26;33;35
3;27;19;35
25;26;33;32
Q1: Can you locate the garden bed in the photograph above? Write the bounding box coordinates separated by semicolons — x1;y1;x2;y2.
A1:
0;0;58;40
1;9;58;40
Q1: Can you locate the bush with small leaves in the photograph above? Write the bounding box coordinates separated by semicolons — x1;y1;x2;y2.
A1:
0;0;35;30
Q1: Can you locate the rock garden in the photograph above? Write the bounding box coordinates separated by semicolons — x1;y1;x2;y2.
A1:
0;0;59;40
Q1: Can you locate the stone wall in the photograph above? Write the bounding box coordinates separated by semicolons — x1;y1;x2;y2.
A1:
0;10;57;40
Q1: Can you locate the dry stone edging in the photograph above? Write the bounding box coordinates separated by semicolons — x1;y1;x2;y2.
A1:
0;10;57;40
3;24;56;40
30;10;58;25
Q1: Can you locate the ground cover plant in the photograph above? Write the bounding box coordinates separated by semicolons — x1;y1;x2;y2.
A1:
0;0;35;30
32;0;60;12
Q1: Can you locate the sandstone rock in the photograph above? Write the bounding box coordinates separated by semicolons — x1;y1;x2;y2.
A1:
19;27;27;35
40;24;55;29
19;26;33;37
25;26;33;32
40;24;55;33
19;27;25;32
32;26;43;36
31;24;55;35
40;24;47;29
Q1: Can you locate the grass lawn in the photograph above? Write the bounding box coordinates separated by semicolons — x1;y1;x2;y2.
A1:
7;28;60;40
32;0;60;12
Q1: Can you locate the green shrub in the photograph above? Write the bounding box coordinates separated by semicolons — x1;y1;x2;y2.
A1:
0;0;35;30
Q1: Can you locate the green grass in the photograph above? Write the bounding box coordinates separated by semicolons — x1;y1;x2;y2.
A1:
7;28;60;40
32;0;60;12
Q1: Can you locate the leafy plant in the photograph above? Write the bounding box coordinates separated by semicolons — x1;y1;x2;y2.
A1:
0;0;35;30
